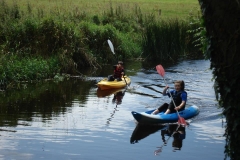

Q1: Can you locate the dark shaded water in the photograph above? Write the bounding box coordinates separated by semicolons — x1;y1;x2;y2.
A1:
0;60;227;160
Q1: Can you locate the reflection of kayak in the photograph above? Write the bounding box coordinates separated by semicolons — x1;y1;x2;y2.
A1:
130;124;167;144
97;76;131;90
97;88;125;98
131;105;199;124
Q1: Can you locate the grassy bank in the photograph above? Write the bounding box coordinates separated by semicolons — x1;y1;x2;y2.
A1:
0;0;202;90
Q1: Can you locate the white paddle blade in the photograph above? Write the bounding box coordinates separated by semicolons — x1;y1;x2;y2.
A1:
107;39;115;54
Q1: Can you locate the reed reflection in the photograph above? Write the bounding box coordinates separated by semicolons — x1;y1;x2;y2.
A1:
0;79;93;127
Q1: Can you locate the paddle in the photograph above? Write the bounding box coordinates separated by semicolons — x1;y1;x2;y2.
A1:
156;64;187;126
107;39;128;86
107;39;115;55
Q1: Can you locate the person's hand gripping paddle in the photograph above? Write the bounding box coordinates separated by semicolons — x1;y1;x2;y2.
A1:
156;64;187;126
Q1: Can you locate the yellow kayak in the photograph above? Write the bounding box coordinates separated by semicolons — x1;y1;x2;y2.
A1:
97;76;131;90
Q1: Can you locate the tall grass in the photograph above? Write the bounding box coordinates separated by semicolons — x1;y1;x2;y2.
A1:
142;19;198;62
0;0;201;89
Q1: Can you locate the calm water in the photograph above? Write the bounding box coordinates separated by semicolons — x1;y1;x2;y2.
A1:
0;59;227;160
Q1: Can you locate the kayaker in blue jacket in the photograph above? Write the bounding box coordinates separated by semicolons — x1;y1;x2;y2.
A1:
152;80;187;115
108;61;124;81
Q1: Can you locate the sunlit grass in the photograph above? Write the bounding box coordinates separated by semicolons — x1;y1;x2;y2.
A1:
7;0;200;19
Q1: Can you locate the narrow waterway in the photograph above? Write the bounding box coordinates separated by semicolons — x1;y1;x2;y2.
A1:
0;59;227;160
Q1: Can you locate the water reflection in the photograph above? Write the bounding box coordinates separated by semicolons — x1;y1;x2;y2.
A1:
130;123;187;155
130;124;167;144
154;124;186;155
106;89;127;126
97;88;125;98
112;90;126;105
0;79;95;127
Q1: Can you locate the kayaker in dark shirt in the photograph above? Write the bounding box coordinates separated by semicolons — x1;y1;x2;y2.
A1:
152;80;187;115
108;61;125;81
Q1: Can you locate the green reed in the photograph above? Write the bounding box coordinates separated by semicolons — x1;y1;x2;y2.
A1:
143;16;199;61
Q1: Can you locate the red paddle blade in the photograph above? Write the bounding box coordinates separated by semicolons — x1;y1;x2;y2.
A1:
156;65;165;77
178;116;187;126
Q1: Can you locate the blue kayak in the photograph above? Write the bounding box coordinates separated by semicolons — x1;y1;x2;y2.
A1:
131;105;199;124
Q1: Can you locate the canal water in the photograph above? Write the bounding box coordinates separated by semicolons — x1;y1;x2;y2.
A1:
0;59;227;160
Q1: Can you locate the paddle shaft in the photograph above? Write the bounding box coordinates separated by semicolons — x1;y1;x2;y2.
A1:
163;78;181;118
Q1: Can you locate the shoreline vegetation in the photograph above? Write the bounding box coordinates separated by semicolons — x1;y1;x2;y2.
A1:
0;0;202;90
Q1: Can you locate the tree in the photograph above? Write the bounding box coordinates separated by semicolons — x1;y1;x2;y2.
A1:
198;1;240;159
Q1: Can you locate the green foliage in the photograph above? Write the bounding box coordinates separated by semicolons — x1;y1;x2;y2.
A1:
198;1;240;159
187;13;208;59
0;15;101;70
117;32;142;59
78;20;141;63
0;54;60;88
79;22;118;63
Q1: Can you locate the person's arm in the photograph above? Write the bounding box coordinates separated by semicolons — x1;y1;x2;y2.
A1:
176;101;186;110
162;86;169;96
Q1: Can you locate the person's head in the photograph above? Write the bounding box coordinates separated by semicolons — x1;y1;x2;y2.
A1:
174;80;185;91
117;61;123;68
118;61;123;65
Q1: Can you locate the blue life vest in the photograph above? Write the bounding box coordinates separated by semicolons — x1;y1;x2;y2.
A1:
169;90;187;108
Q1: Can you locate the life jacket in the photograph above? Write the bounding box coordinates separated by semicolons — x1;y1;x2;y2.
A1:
114;67;124;79
169;90;187;108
